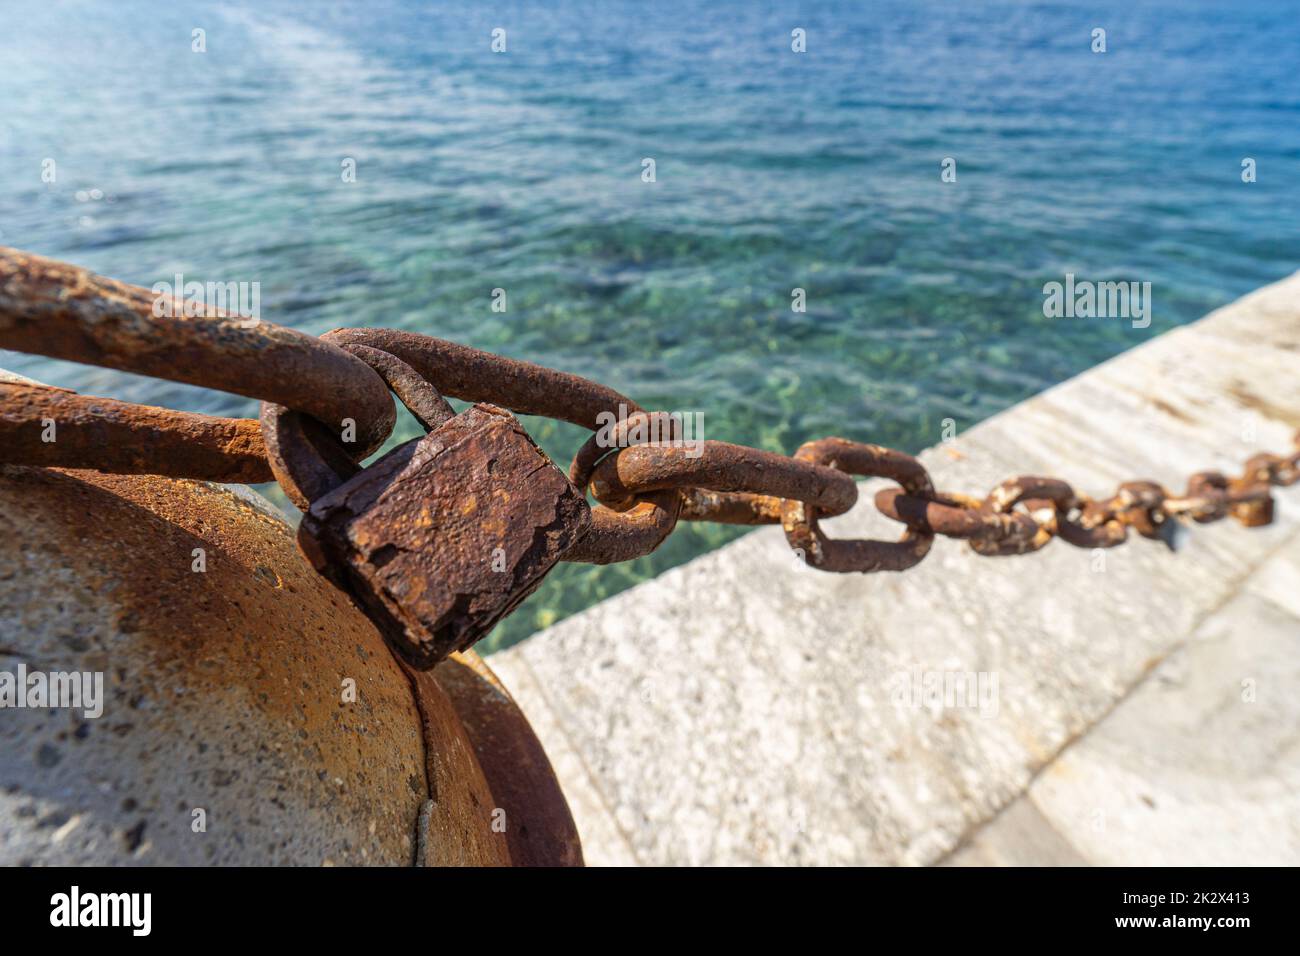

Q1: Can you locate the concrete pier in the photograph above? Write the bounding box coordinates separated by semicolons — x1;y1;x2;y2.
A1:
490;273;1300;866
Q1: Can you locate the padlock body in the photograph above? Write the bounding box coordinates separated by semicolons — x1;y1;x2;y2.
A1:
300;403;591;668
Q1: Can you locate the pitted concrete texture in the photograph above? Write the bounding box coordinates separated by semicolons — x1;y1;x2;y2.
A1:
490;272;1300;866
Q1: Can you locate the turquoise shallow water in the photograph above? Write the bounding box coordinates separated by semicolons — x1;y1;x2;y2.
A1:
2;0;1298;650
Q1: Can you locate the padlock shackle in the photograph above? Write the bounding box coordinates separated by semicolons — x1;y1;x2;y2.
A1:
341;344;456;433
260;344;459;511
322;328;644;432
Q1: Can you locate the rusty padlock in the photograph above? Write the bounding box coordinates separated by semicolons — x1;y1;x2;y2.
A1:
261;343;592;669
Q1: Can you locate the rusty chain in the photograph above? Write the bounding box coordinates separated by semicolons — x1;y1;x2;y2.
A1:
2;247;1298;655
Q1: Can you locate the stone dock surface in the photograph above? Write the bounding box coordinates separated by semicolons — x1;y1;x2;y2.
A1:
490;273;1300;866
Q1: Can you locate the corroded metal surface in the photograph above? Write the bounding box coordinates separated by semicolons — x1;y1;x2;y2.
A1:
867;435;1299;562
434;651;583;866
258;339;458;513
562;490;683;565
0;246;395;457
339;343;456;432
0;381;271;482
874;487;1019;540
400;663;511;867
259;341;601;660
301;404;591;668
968;476;1074;556
568;410;683;491
2;246;1298;621
259;404;360;512
586;440;859;514
780;438;936;572
322;327;640;431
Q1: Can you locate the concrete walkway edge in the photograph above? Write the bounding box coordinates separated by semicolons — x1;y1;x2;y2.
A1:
491;273;1300;866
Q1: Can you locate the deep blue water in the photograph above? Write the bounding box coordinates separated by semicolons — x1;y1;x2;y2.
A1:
2;0;1298;649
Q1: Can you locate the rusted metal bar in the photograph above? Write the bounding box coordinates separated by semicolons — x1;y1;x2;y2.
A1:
780;438;936;573
0;247;395;457
561;491;682;565
1054;497;1129;549
679;488;785;525
0;381;271;483
568;410;683;491
259;405;358;511
874;487;1033;540
1111;480;1168;538
1244;446;1300;486
586;441;859;516
340;344;456;432
966;476;1075;555
322;328;640;431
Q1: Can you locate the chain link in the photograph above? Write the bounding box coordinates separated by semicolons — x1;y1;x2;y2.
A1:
2;247;1296;578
